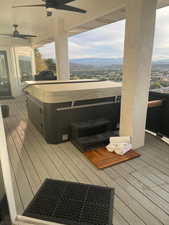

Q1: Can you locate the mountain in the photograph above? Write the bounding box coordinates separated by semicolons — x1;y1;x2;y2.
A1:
70;63;94;71
70;57;169;66
70;58;123;67
153;59;169;64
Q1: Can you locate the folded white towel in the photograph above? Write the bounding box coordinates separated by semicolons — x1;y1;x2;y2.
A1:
109;136;131;144
114;143;132;155
106;136;132;155
106;142;132;155
106;143;116;152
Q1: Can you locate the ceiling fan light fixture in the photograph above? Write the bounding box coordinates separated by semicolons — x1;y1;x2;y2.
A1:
46;7;53;16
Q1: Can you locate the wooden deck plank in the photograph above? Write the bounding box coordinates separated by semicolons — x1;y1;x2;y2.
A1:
114;196;145;225
1;97;169;225
10;101;65;183
127;158;169;184
143;142;169;167
4;124;34;209
20;122;65;181
6;116;41;194
10;163;24;214
114;187;160;225
54;145;147;225
106;169;169;225
61;143;164;225
53;144;92;184
15;122;49;182
59;142;104;186
61;143;162;225
28;123;76;182
24;135;146;225
113;209;130;225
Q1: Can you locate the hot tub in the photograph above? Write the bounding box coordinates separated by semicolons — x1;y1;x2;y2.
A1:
24;80;122;144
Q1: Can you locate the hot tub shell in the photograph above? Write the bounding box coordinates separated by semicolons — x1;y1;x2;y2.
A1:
24;80;121;144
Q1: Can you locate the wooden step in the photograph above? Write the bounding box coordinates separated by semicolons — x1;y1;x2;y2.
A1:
71;131;114;153
71;118;111;138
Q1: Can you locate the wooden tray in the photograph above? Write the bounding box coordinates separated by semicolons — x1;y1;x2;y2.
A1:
84;147;140;169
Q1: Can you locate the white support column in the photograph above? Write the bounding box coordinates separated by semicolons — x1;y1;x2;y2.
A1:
54;19;70;80
120;0;157;149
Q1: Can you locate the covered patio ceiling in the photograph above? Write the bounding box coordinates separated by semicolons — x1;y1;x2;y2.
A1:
1;0;169;48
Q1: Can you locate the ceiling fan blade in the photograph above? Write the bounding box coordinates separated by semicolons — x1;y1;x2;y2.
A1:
0;34;26;39
19;34;37;38
56;5;86;13
53;0;76;3
16;36;28;39
63;0;76;3
12;4;45;8
0;34;13;37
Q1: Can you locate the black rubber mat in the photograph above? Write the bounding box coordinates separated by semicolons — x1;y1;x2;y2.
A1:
23;179;114;225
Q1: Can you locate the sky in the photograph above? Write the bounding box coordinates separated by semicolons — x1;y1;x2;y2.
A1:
39;6;169;61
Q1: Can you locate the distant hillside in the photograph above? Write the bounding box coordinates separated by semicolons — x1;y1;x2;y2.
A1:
70;57;169;67
43;57;169;72
70;58;123;67
153;59;169;64
70;63;94;71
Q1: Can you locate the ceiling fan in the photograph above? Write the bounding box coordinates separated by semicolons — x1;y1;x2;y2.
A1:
13;0;87;17
0;24;37;39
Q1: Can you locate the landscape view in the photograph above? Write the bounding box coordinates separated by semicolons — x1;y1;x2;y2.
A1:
70;58;169;92
37;6;169;94
35;50;169;93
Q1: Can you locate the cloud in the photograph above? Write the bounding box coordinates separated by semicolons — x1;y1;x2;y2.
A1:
69;20;125;59
39;6;169;61
153;6;169;60
38;42;55;59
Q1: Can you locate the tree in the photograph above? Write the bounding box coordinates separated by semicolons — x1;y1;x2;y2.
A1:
34;49;47;73
45;58;56;73
160;81;169;87
150;81;161;89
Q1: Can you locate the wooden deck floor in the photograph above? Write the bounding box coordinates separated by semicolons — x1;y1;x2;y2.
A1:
1;97;169;225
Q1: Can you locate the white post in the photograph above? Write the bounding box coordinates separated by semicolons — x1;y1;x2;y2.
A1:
120;0;157;149
54;18;70;80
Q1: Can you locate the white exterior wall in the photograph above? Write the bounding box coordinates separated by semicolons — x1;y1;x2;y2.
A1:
0;46;20;97
0;45;35;97
14;47;36;95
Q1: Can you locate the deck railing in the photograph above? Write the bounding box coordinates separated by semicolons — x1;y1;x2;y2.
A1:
109;92;169;139
147;92;169;138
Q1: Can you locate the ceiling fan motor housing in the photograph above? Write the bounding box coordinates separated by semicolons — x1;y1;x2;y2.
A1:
13;25;20;37
46;7;53;16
